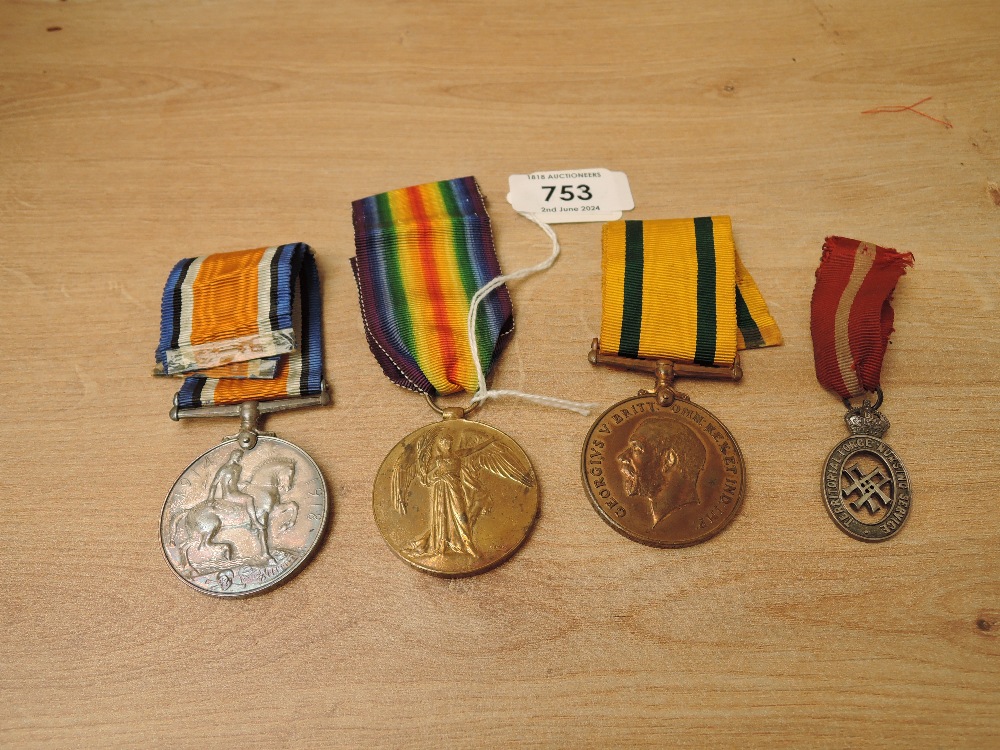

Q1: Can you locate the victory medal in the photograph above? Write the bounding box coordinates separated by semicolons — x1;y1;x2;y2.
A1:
583;218;783;547
351;177;538;577
154;244;330;596
811;237;914;541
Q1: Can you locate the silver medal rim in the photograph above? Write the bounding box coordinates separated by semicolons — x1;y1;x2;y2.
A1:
581;393;746;548
822;435;911;543
160;436;329;598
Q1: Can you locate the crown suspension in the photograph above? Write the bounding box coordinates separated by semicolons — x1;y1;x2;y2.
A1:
843;388;890;439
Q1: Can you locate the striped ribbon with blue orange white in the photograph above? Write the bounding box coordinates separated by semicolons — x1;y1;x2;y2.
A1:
599;217;782;366
154;243;323;408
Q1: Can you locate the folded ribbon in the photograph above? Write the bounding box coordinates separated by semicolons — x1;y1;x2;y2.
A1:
350;176;513;395
154;242;324;408
810;236;913;399
599;217;782;366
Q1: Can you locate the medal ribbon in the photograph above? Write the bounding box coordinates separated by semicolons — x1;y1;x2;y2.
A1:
599;217;782;366
810;236;913;399
154;242;324;408
350;176;513;395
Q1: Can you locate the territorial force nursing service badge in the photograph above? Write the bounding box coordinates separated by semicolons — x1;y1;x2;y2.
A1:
811;236;914;542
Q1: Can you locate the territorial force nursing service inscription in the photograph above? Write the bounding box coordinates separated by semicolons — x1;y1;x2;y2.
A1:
583;394;745;548
823;435;911;542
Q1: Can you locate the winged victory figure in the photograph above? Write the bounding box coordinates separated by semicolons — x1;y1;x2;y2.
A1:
390;429;534;558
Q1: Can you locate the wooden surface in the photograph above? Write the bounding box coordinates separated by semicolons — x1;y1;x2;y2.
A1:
2;1;998;747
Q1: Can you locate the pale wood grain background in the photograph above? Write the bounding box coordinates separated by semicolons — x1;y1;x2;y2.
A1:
1;1;998;747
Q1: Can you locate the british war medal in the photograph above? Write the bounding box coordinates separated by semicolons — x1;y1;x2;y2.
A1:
583;217;782;547
352;177;538;577
811;236;913;541
155;243;330;596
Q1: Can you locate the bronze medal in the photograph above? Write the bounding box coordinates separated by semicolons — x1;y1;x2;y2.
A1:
583;391;744;548
372;412;538;577
583;351;747;547
583;217;783;548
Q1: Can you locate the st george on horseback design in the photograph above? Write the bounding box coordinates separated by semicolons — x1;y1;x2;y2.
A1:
160;438;327;596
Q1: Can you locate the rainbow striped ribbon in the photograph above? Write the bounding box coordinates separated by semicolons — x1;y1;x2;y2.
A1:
350;176;513;395
811;236;913;399
599;217;782;366
154;243;324;408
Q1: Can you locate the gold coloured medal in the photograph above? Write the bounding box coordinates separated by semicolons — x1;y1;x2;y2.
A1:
373;404;538;577
351;177;541;576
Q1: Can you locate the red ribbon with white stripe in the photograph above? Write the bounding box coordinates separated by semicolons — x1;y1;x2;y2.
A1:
810;236;914;400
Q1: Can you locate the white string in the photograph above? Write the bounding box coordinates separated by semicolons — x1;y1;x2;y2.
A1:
466;211;598;416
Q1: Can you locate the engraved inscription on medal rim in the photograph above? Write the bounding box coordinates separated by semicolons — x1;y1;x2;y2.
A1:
159;436;328;597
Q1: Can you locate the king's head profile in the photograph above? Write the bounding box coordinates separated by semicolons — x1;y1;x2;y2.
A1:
616;416;707;526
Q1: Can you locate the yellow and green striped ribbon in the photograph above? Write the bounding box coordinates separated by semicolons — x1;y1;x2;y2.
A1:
600;217;781;366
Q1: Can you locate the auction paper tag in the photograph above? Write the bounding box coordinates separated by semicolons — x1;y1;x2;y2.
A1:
507;168;634;224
